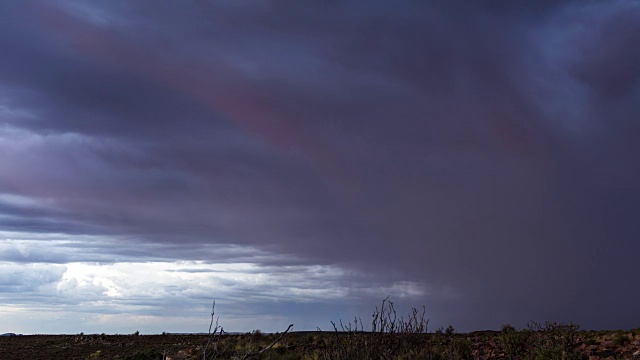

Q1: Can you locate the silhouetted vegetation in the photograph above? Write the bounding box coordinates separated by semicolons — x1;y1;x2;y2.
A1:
191;297;639;359
1;298;639;359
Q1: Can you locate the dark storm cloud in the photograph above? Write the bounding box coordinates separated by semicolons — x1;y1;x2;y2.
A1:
1;0;639;331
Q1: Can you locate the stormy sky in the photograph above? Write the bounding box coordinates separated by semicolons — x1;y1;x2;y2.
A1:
1;0;639;334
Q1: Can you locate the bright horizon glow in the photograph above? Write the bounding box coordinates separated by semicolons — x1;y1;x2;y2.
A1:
1;233;430;335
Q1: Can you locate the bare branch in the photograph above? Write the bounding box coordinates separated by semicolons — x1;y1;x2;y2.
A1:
203;300;221;360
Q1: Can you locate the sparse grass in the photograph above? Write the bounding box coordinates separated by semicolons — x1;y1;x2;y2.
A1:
316;296;431;359
613;330;631;346
499;323;530;359
2;327;640;359
3;299;639;359
523;321;582;360
188;300;639;360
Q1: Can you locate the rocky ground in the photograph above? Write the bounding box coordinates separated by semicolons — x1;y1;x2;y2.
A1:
1;329;639;359
463;329;640;359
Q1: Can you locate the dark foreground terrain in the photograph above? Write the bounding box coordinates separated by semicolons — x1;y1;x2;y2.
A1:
1;327;640;360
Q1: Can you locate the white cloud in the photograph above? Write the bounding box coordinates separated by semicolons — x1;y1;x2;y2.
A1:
0;252;430;334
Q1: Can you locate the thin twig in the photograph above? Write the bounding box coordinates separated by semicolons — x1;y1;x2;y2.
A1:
203;300;219;360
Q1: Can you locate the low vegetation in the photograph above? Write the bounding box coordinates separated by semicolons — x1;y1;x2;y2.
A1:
1;298;639;359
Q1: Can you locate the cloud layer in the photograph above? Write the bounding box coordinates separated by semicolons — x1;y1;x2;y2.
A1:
1;0;639;333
